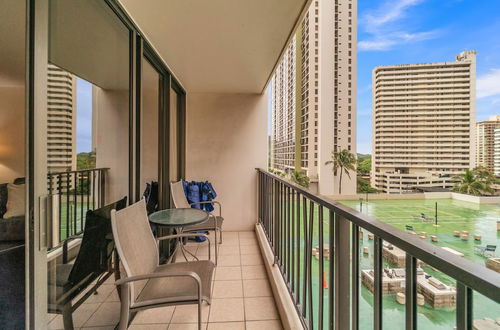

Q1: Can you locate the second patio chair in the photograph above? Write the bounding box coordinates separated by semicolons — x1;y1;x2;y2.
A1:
111;200;215;330
170;181;224;263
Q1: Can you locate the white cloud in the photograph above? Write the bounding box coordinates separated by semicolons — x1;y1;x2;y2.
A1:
358;0;440;52
477;69;500;98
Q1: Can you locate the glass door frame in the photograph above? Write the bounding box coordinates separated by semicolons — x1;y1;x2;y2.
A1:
27;0;187;328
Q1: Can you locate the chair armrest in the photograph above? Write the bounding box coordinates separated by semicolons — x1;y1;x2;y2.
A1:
190;201;222;217
115;270;201;286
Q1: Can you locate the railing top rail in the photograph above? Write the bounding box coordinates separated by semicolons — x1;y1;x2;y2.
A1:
257;168;500;304
48;167;110;176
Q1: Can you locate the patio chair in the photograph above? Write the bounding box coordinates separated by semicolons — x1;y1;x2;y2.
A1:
474;244;497;257
47;197;127;330
111;200;215;330
170;181;224;263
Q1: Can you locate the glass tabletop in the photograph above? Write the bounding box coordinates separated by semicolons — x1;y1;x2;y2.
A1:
149;208;209;228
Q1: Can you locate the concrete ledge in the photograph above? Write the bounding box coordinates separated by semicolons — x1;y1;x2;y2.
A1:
255;223;304;330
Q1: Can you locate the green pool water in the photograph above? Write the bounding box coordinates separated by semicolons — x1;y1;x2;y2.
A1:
291;199;499;329
338;199;500;329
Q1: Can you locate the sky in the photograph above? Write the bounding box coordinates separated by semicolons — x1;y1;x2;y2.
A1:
76;78;93;153
356;0;500;154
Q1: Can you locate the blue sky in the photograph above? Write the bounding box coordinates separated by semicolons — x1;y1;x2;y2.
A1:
76;78;93;153
357;0;500;153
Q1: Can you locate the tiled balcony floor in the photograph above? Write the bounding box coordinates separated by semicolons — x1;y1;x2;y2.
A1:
48;231;283;330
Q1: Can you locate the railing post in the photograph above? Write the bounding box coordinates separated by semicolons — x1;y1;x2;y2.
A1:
405;254;417;330
351;224;360;330
374;237;383;330
457;282;473;330
334;214;351;330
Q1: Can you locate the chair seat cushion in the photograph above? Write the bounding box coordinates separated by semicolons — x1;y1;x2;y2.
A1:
135;260;215;306
184;216;224;232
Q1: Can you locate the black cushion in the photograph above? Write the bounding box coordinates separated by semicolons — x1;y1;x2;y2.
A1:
0;184;7;218
66;197;127;286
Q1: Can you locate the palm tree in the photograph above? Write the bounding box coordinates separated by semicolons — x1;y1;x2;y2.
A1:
451;169;494;196
325;149;357;195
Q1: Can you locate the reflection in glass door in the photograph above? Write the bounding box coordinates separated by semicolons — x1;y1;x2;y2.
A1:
33;0;131;328
0;1;27;328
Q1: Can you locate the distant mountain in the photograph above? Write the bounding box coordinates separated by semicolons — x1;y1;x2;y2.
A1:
357;153;371;162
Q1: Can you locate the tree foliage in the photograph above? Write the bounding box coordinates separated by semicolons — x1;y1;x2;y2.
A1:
77;152;96;170
357;177;378;193
290;170;310;188
325;149;357;194
451;167;498;196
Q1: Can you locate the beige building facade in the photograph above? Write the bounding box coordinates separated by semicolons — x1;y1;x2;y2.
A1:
495;124;500;176
372;51;477;193
271;0;357;195
476;115;500;174
47;63;77;173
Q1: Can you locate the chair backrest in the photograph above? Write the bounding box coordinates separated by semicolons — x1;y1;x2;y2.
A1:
68;197;127;286
170;181;190;208
486;245;496;251
111;200;158;300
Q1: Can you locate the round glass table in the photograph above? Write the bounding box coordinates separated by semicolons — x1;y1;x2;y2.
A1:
149;208;209;261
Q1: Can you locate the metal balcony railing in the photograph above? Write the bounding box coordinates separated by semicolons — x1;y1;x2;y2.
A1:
47;168;108;249
256;169;500;330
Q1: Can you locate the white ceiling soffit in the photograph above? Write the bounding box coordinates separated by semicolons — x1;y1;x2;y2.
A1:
119;0;309;94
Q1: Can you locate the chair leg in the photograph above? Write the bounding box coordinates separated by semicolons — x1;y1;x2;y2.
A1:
214;228;218;265
219;228;223;244
118;284;130;330
61;304;74;330
198;302;202;330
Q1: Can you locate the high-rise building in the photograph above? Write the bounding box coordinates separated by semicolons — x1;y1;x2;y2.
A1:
47;63;77;173
271;0;357;195
372;51;477;194
476;115;500;173
494;124;500;176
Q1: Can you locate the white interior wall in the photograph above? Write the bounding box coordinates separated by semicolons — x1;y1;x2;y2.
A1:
186;92;268;231
0;88;25;182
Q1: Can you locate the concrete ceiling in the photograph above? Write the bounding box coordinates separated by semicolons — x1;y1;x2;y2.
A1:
119;0;308;94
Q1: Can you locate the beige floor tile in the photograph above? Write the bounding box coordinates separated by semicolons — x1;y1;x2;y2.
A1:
244;297;279;321
207;321;245;330
220;233;239;245
128;325;168;330
246;320;283;330
83;302;121;327
239;245;260;255
217;255;241;267
243;279;272;297
241;265;267;280
212;280;243;298
239;237;258;246
105;288;120;302
238;232;255;238
48;303;100;329
208;298;245;322
168;323;207;330
170;304;210;323
215;266;242;281
77;283;115;304
79;326;116;330
240;254;263;266
217;245;240;256
132;306;175;325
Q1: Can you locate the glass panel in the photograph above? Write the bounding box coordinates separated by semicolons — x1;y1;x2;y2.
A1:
0;0;26;328
140;59;160;195
44;1;130;328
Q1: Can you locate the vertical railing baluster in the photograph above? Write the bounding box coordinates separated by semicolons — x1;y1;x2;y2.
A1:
286;185;291;283
302;196;308;318
318;206;324;329
291;189;296;297
80;171;84;233
92;170;96;209
308;201;314;328
296;191;301;306
405;254;417;330
334;214;351;330
65;173;70;240
457;282;473;330
352;224;360;330
374;237;383;330
329;210;335;330
73;172;78;236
